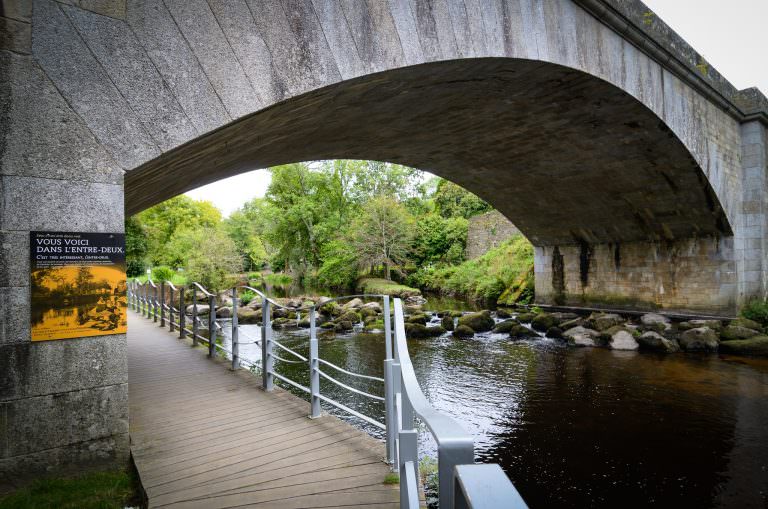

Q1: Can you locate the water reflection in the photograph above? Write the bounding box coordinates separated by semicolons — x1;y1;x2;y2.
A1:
220;319;768;508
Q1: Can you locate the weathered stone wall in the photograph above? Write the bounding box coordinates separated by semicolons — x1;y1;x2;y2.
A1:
534;237;738;314
0;6;129;490
465;211;520;260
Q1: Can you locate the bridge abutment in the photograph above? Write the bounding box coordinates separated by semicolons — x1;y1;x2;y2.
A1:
0;52;129;489
534;237;738;315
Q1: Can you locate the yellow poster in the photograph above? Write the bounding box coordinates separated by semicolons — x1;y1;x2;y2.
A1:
30;232;127;341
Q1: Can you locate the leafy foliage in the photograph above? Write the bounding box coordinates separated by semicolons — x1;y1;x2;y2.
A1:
741;299;768;327
175;227;243;291
433;179;491;219
409;235;534;303
348;196;414;280
151;265;175;283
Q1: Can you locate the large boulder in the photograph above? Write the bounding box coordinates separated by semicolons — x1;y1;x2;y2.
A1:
441;315;454;331
719;336;768;356
563;326;599;347
186;304;210;315
320;301;342;317
531;313;557;332
729;317;763;331
405;323;445;339
679;327;719;352
558;317;584;330
334;320;354;332
678;319;721;331
216;306;233;318
586;313;625;332
493;320;518;333
720;325;761;341
458;311;495;332
640;313;671;332
496;308;512;319
343;297;364;309
237;308;260;324
453;325;475;339
515;312;536;323
316;296;332;307
551;312;579;324
337;310;361;324
609;330;639;350
246;298;262;309
509;325;532;339
406;314;428;325
361;302;383;313
286;298;302;308
546;327;563;339
637;331;680;353
359;307;378;319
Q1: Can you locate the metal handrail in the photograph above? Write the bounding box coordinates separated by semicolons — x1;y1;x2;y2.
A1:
271;338;308;362
318;358;385;382
125;282;523;508
317;369;384;402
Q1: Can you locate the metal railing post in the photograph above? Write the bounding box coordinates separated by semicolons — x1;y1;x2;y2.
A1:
261;298;274;391
179;287;186;339
384;358;396;468
384;296;392;360
143;284;148;317
438;437;475;509
208;295;217;358
399;429;419;509
160;282;166;327
231;287;239;370
152;283;158;322
192;288;199;347
168;285;175;332
309;307;321;418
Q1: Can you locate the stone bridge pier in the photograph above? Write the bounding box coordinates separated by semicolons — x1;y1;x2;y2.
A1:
1;0;767;487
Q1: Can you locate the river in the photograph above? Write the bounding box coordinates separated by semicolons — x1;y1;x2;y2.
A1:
218;300;768;508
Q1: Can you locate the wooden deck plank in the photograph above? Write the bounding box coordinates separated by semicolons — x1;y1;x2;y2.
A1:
128;312;398;509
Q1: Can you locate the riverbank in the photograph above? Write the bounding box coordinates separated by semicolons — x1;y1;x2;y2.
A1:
407;235;534;306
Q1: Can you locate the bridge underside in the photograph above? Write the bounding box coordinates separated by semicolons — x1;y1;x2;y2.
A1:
127;59;736;313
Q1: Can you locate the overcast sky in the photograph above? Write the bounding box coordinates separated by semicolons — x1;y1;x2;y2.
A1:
187;0;768;216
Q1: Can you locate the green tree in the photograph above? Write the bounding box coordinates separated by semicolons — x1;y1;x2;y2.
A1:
225;198;271;270
413;214;468;265
348;196;414;280
433;179;491;219
136;195;222;266
125;216;148;277
175;227;243;291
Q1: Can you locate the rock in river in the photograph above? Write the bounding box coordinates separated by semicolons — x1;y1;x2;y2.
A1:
679;327;719;352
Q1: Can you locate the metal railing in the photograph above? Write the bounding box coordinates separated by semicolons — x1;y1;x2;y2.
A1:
127;280;526;509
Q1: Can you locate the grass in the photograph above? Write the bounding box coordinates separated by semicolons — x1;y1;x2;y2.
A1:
133;272;187;286
357;278;421;298
383;473;400;485
263;273;293;286
0;469;141;509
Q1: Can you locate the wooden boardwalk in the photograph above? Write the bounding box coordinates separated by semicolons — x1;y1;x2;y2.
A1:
128;312;399;508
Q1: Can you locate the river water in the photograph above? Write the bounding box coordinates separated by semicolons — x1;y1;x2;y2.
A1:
219;304;768;508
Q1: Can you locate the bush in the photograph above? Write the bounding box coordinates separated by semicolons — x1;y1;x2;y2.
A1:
409;234;534;304
263;273;292;286
151;265;175;282
741;299;768;327
357;278;421;298
239;290;257;305
247;271;262;281
316;240;359;290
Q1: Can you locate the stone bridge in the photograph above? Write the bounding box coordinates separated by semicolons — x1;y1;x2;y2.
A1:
1;0;767;486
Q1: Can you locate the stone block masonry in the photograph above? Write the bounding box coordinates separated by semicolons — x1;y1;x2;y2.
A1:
465;210;521;260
